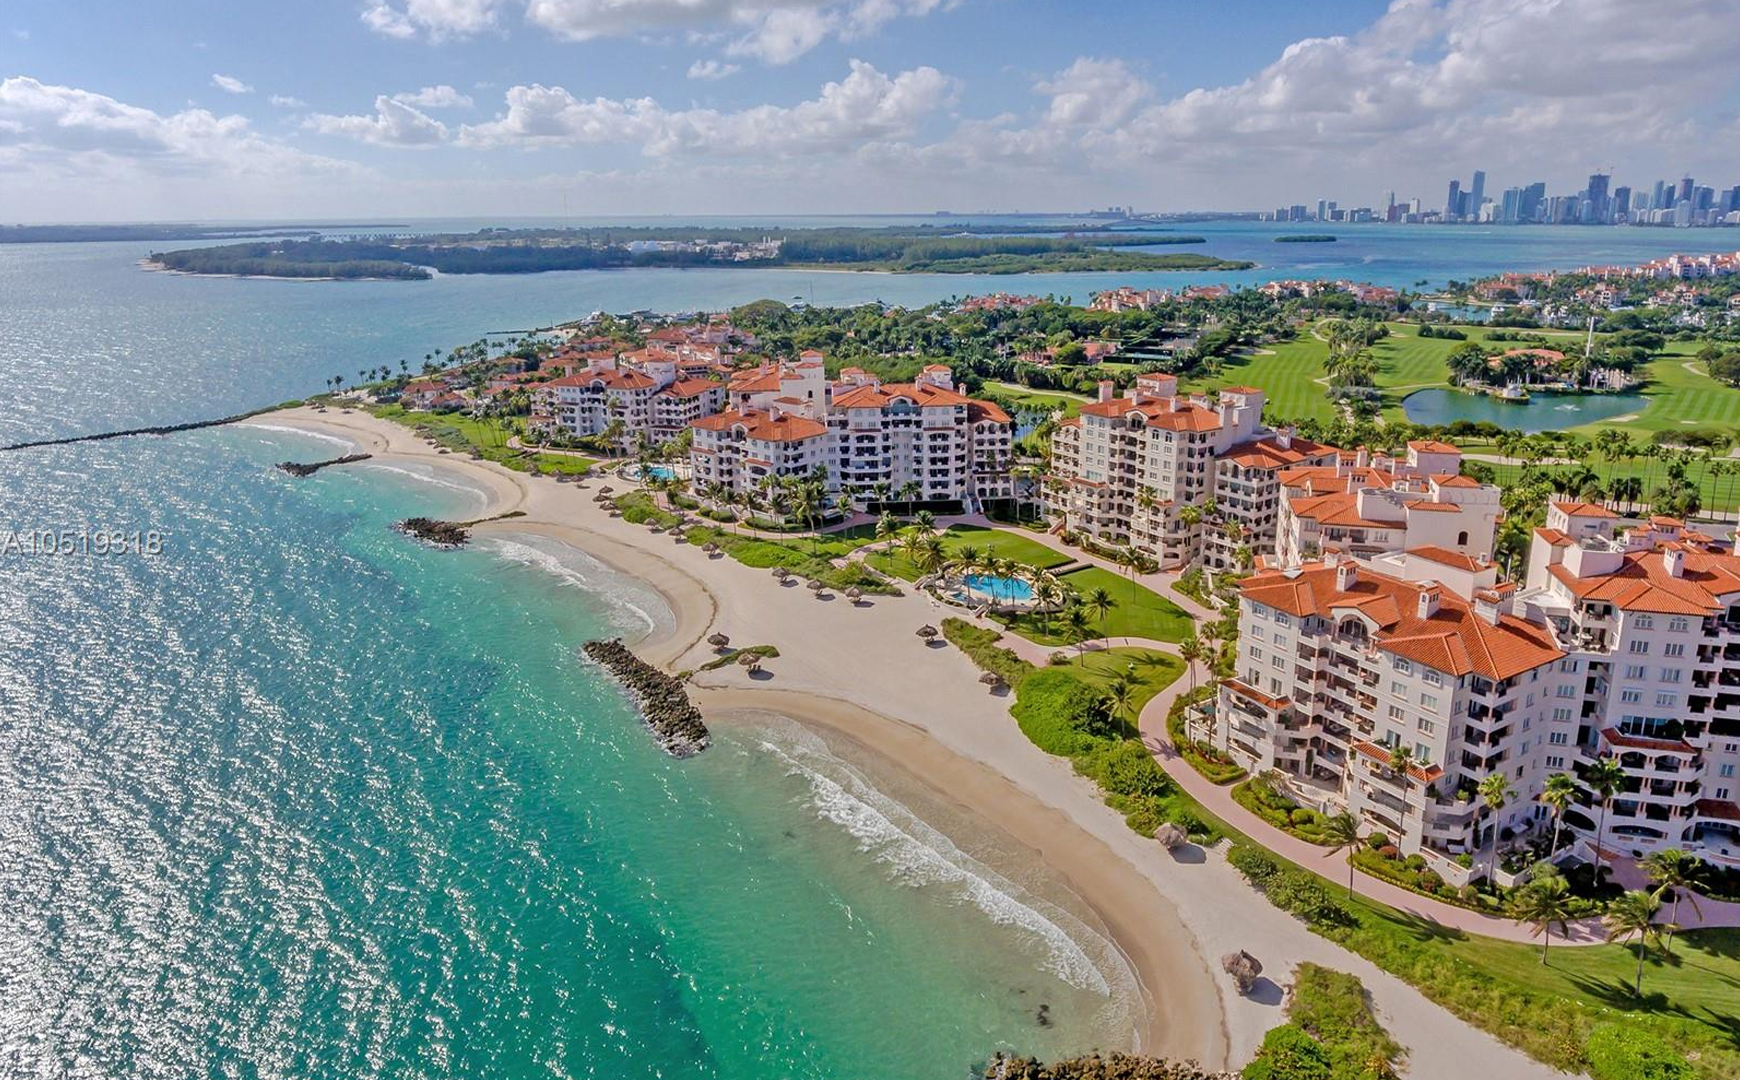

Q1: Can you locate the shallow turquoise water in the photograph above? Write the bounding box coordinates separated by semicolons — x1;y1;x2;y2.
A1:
965;574;1036;602
1400;387;1648;432
0;426;1137;1078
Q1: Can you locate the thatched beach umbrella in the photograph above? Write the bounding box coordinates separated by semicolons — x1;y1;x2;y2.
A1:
979;671;1002;689
1221;950;1263;995
772;566;790;581
708;632;730;651
649;523;664;533
703;541;720;555
737;650;761;673
806;578;825;593
1154;822;1188;851
845;586;863;605
916;625;938;643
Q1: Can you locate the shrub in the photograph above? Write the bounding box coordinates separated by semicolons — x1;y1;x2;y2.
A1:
1377;844;1400;860
941;618;1035;690
1404;854;1426;871
1285;963;1404;1080
1241;1024;1331;1080
1077;740;1171;799
1366;832;1388;849
1585;1023;1692;1080
1011;669;1116;757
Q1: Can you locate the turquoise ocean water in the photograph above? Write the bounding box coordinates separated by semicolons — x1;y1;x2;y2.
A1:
2;221;1732;1077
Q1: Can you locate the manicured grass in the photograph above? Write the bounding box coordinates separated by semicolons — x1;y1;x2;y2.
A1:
1066;647;1185;723
999;565;1195;645
368;404;598;476
987;381;1088;417
867;524;1075;579
1481;458;1740;512
1579;351;1740;437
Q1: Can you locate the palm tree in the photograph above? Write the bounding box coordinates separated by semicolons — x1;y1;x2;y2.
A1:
1387;745;1418;839
1323;812;1362;900
1514;873;1574;963
1033;573;1065;634
915;533;948;576
1540;772;1577;859
1103;673;1137;728
1603;889;1669;996
1062;606;1092;656
1640;849;1705;953
1085;587;1116;635
1178;633;1205;697
1585;755;1627;861
898;480;922;518
1478;774;1514;885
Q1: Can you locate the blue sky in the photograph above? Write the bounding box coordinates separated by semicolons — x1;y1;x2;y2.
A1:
2;0;1736;221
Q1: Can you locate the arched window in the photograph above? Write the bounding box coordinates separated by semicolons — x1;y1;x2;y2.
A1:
1457;530;1469;546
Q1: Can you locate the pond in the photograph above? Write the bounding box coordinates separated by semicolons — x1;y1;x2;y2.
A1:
1400;388;1648;433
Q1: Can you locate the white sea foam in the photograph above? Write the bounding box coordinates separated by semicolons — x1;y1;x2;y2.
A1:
484;535;673;639
245;423;360;451
356;461;492;512
757;727;1133;1002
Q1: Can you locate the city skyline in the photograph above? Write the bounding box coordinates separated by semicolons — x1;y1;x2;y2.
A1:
1;0;1738;221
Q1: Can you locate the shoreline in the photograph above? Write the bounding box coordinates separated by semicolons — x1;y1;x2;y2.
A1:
238;406;1569;1080
240;406;1222;1064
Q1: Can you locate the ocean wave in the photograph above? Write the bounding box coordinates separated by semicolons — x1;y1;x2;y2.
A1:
245;423;361;451
355;461;492;511
757;727;1133;1002
483;535;672;639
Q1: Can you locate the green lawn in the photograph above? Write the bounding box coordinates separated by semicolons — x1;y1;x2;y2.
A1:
1066;647;1185;721
1180;322;1740;437
987;382;1086;418
867;524;1075;579
368;404;598;476
1000;565;1195;645
1482;457;1740;512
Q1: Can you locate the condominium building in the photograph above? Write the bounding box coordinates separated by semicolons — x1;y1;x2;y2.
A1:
531;351;726;449
1200;555;1571;873
1520;504;1740;863
688;360;1014;507
1047;375;1338;569
1275;441;1503;566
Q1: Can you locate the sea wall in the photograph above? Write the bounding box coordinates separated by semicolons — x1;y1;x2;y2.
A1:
580;638;710;757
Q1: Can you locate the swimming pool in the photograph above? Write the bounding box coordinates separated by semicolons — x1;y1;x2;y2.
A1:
963;574;1034;602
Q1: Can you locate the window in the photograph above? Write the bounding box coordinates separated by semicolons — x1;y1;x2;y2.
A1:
1253;605;1269;620
1547;755;1565;769
1419;693;1439;711
1457;530;1469;546
1423;669;1442;688
1620;688;1642;704
1669;617;1689;633
1718;787;1731;800
1249;625;1265;641
1388;705;1406;721
1722;764;1736;778
1272;654;1286;670
1391;681;1407;696
1635;615;1655;630
1275;613;1291;628
1555;684;1575;698
1656;692;1679;707
1628;640;1650;655
1393;657;1413;675
1625;664;1646;679
1417;718;1435;735
1664;642;1684;658
1549;731;1569;745
1553;707;1572;722
1414;743;1432;763
1661;668;1682;683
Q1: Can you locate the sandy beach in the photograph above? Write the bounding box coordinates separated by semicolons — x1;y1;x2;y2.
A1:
245;406;1566;1079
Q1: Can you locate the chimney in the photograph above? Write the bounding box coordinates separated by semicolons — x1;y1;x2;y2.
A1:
1473;588;1503;625
1276;426;1293;450
1664;547;1686;578
1098;380;1115;403
1417;582;1441;619
1335;561;1357;592
1355;447;1370;469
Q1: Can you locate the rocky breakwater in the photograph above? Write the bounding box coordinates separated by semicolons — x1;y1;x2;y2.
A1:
580;639;710;757
277;453;371;476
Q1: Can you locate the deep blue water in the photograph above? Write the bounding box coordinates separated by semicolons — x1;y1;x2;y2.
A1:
1400;388;1648;432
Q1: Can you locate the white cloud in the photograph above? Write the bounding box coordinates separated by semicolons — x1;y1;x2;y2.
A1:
686;59;741;81
210;74;253;95
362;0;503;41
304;96;449;146
392;84;474;108
1034;57;1149;131
270;94;307;108
458;59;954;155
363;0;950;60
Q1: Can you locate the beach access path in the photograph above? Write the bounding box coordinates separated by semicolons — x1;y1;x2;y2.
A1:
247;407;1567;1080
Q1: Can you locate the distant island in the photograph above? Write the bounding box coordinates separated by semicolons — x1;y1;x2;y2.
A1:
1274;234;1338;243
3;223;408;244
145;225;1254;280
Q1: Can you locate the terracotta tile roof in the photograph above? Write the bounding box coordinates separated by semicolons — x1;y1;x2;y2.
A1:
1220;435;1337;471
1650;515;1686;528
1695;798;1740;822
1534;527;1572;547
546;369;656;391
1431;473;1481;488
1403;500;1462;513
832;381;973;409
1547;547;1740;614
1352;738;1444;783
1409;439;1460;453
1289;492;1396;529
657;378;721;399
1240;561;1562;681
1601;726;1698;754
1075;397;1222;432
1219;385;1263;395
1277;464;1397;494
1408;545;1485;572
1552;500;1619;519
1222;677;1290;711
967;400;1012;425
729;369;787;394
690;409;827;442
